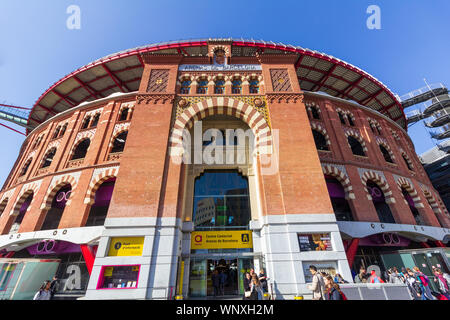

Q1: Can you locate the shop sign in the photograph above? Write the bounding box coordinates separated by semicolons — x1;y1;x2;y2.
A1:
179;64;262;72
191;230;252;249
298;233;332;252
108;237;145;257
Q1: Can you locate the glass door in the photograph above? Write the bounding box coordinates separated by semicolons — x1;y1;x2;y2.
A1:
412;253;439;292
189;259;207;297
207;259;238;296
238;258;253;295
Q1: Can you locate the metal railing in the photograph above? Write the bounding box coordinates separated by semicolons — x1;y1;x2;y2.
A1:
396;83;447;102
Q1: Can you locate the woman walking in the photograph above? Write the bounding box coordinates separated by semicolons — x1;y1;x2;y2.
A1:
323;276;345;300
405;269;422;300
413;267;435;300
249;274;264;300
433;268;450;299
33;281;52;300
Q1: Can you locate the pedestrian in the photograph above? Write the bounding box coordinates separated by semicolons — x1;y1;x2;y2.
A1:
354;267;368;283
258;268;268;293
211;269;220;296
368;270;384;283
33;281;52;300
433;268;450;299
405;269;422;300
49;276;59;300
389;267;403;284
324;275;346;300
413;267;435;300
249;274;264;300
219;270;227;296
334;273;348;284
243;272;252;300
306;265;325;300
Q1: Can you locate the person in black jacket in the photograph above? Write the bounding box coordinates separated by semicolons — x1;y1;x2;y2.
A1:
243;272;251;300
211;270;220;296
49;276;59;299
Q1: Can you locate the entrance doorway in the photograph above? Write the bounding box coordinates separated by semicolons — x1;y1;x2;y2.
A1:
207;259;237;296
188;257;254;298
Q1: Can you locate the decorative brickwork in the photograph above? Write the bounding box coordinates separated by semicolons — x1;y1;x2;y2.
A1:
394;175;424;208
270;69;292;92
147;69;169;93
321;164;355;200
84;166;119;205
360;170;395;203
40;172;81;210
170;97;272;156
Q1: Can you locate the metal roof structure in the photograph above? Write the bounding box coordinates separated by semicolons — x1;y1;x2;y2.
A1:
27;38;406;134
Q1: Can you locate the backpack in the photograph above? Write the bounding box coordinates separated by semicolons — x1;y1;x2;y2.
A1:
337;288;348;300
419;274;429;286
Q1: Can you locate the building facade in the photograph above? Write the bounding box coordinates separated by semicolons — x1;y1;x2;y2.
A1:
0;39;449;300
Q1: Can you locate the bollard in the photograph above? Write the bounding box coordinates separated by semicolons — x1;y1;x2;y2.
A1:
175;295;184;300
294;295;304;300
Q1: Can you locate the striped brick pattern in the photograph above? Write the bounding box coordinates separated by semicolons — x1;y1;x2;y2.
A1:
84;166;119;205
400;149;414;170
169;97;272;156
40;175;78;210
344;128;368;152
0;188;15;204
10;180;42;216
311;122;331;146
322;164;355;200
420;185;442;214
395;176;424;208
376;137;396;160
360;171;395;203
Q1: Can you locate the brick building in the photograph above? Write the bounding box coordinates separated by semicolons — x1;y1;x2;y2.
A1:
0;39;449;300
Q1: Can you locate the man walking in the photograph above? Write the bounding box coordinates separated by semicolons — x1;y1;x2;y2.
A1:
307;265;325;300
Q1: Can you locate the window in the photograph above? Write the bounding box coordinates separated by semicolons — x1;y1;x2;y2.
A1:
403;154;413;171
180;80;191;94
401;188;425;226
86;178;116;226
59;123;67;138
214;79;225;94
370;123;377;134
111;131;128;153
348;116;355;126
197;79;208;94
249;80;259;94
41;184;71;230
97;265;140;289
232;79;242;94
311;106;321;120
119;108;129;122
193;170;250;230
53;127;61;139
312;130;329;151
71;139;90;160
338;112;346;125
347;136;365;156
9;193;33;234
81;117;91;129
366;180;395;224
90;114;100;128
20;158;32;177
0;199;8;218
325;176;354;221
379;145;394;163
41;148;56;168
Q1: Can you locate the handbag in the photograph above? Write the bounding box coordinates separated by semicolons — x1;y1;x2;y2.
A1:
244;291;251;298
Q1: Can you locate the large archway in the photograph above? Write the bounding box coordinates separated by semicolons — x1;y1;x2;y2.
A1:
170;98;272;158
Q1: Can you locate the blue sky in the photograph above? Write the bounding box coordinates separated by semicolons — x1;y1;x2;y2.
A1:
0;0;449;187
